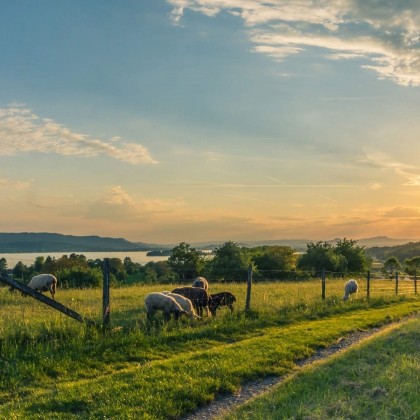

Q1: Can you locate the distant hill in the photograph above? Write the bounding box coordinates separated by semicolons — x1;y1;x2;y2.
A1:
366;241;420;261
0;232;415;255
0;232;158;253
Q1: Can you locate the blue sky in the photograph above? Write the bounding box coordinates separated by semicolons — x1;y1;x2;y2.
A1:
0;1;419;243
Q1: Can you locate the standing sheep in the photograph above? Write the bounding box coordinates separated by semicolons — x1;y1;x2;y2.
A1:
192;276;209;291
27;274;58;300
343;279;358;301
144;292;187;321
161;292;200;319
208;291;236;316
171;286;211;317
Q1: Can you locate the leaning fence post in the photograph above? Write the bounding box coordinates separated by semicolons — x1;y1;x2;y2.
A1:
395;271;399;295
103;258;111;332
245;265;253;311
367;270;370;300
321;269;326;300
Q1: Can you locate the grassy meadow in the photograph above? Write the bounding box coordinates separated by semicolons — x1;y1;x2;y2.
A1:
0;279;419;418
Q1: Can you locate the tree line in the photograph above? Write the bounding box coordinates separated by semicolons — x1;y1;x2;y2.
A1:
1;238;418;288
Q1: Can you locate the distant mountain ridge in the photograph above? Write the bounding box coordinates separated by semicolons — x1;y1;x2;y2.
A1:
0;232;415;253
0;232;158;253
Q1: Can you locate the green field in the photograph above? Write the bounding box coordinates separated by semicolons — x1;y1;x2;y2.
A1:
0;280;419;419
226;317;420;419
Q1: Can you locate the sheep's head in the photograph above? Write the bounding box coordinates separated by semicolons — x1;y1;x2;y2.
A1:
172;308;187;320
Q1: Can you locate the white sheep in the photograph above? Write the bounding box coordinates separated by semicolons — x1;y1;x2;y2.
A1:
192;276;209;290
161;291;201;319
27;274;58;300
144;292;187;321
343;279;358;301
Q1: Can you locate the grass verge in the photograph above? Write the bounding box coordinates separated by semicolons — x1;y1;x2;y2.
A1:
226;317;420;420
0;300;419;419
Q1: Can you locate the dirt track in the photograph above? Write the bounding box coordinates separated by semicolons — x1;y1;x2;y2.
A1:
184;315;418;420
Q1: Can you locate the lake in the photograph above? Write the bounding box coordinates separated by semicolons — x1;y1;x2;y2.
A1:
0;251;169;269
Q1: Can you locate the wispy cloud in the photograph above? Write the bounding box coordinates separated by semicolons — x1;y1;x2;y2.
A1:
0;106;158;165
167;0;420;86
0;177;31;190
363;149;420;186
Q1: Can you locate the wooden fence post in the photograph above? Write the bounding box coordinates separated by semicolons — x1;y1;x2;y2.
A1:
414;270;417;295
103;258;111;332
395;272;399;295
366;270;370;300
321;269;326;300
245;265;253;311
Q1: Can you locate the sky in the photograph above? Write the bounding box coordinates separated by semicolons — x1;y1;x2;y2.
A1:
0;0;419;244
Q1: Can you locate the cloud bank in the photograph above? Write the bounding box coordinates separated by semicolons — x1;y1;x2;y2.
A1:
0;106;158;165
168;0;420;86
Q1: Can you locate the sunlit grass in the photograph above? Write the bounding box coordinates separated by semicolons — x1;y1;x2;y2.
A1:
0;280;418;418
226;317;420;420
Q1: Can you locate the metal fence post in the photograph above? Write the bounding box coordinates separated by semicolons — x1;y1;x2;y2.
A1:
395;271;399;295
321;269;326;300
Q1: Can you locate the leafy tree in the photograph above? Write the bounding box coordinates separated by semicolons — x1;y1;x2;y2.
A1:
403;256;420;276
334;238;369;273
297;241;343;276
168;242;203;280
209;241;249;282
251;246;297;279
12;261;27;279
382;257;401;278
34;256;45;273
0;257;7;274
57;266;102;288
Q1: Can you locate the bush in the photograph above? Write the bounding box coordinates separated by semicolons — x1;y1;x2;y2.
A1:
57;267;102;289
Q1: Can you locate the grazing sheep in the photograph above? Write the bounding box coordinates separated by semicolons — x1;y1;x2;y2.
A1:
144;292;187;321
343;279;358;301
171;286;211;317
208;291;236;316
161;291;200;319
27;274;57;300
192;276;209;291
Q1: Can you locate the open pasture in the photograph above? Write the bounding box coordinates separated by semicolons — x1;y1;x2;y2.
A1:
0;280;419;419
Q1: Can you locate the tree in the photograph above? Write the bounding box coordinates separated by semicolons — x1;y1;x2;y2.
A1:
0;257;7;274
209;241;249;282
334;238;369;273
251;246;297;279
403;256;420;276
297;241;342;276
168;242;203;280
382;257;401;278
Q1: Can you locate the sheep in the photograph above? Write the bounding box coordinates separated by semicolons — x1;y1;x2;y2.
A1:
27;274;58;300
343;279;358;301
144;292;187;321
192;276;209;291
208;291;236;316
161;291;201;319
171;286;211;317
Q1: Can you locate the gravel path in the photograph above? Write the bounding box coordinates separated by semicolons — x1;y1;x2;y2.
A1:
183;316;417;420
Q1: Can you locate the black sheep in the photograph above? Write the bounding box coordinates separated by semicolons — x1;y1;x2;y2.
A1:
208;292;236;316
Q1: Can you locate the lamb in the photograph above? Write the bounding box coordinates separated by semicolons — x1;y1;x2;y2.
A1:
208;291;236;316
27;274;58;300
144;292;187;321
343;279;358;301
161;291;200;319
171;286;211;317
192;276;209;291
